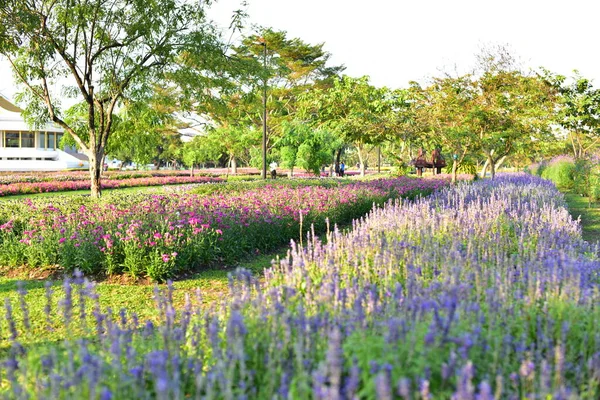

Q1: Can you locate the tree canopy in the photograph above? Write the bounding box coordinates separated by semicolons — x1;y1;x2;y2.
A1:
0;0;222;196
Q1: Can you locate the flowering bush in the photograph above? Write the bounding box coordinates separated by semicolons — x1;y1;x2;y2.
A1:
0;177;446;280
1;174;598;398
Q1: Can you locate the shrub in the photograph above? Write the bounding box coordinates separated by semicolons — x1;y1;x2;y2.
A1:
573;157;600;202
540;155;576;190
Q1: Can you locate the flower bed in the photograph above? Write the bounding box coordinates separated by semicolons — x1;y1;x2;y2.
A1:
0;177;446;280
0;170;210;186
2;174;599;398
0;175;222;196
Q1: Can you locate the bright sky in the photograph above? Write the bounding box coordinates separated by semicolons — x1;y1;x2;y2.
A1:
2;0;599;99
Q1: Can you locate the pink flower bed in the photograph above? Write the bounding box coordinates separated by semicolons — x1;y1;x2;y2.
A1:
0;176;222;197
0;177;448;280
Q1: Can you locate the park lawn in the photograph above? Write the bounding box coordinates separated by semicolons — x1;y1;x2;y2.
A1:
563;192;600;243
0;248;287;350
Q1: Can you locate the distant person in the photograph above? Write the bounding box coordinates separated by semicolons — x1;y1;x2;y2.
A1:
269;161;278;179
340;162;345;177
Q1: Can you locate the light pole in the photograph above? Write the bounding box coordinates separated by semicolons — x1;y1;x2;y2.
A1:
260;40;267;180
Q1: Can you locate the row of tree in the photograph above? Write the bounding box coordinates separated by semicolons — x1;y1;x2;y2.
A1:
2;1;600;196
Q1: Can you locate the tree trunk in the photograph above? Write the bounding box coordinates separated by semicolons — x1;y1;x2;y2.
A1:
89;152;102;198
334;148;343;177
335;148;342;166
451;160;458;183
190;164;195;177
488;155;496;179
494;156;507;172
480;158;489;178
230;156;237;175
330;150;336;177
356;144;365;177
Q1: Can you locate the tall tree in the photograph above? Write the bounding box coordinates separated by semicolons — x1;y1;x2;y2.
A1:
412;76;480;182
299;75;402;176
466;48;556;178
182;135;222;176
107;93;178;169
190;28;344;172
542;70;600;159
0;0;221;197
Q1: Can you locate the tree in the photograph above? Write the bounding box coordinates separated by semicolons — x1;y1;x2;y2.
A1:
209;126;259;174
0;0;220;197
409;76;479;182
299;76;402;176
542;70;600;159
107;95;178;169
470;70;555;178
275;121;335;176
189;28;344;176
182;135;221;176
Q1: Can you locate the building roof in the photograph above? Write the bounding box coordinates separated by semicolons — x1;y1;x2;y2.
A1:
0;96;22;112
0;94;63;133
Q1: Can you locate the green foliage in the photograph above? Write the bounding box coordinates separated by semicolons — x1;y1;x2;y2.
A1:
275;122;334;175
389;160;412;176
182;135;222;168
108;97;180;167
0;0;221;196
525;162;548;177
573;158;600;202
541;158;576;190
445;159;477;175
542;70;600;158
188;178;343;196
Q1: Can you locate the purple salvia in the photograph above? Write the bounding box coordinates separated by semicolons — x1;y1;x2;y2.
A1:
16;281;30;332
4;297;17;340
44;280;54;331
397;377;411;399
375;371;392;400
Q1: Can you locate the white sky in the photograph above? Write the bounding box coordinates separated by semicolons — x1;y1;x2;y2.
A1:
2;0;599;99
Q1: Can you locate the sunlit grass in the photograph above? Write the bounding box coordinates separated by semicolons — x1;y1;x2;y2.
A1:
563;192;600;243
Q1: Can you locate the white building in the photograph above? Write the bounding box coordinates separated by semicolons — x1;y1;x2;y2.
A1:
0;95;88;171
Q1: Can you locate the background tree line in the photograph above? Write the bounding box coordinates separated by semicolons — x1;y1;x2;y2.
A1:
2;1;600;196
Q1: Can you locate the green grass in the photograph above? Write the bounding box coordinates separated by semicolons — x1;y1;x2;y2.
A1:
0;246;289;349
563;192;600;243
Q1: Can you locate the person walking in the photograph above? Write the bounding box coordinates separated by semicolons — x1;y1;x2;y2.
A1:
269;161;278;179
340;162;345;177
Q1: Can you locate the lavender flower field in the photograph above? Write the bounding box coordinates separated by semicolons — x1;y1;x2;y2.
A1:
0;177;444;280
2;174;599;399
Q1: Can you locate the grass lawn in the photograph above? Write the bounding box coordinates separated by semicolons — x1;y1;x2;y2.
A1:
563;192;600;243
0;248;289;350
